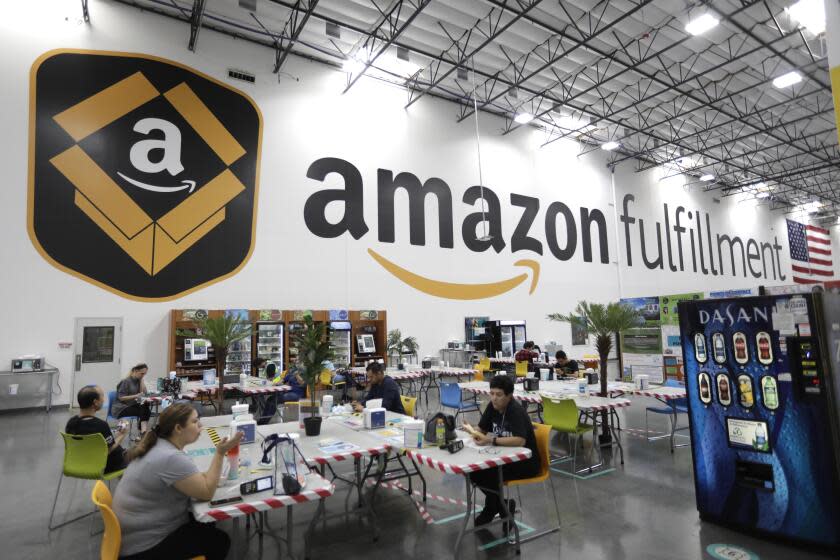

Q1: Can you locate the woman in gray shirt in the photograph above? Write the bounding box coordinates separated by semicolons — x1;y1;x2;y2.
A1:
112;403;241;559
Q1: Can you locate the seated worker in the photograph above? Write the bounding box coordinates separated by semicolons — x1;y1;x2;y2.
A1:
112;364;153;439
514;341;538;368
252;357;267;377
321;359;349;402
554;351;580;377
352;361;405;415
113;404;240;560
463;375;539;526
258;363;307;425
65;385;129;474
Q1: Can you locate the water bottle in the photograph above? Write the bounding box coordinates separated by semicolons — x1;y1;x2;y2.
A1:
227;443;240;481
240;373;248;389
435;418;445;446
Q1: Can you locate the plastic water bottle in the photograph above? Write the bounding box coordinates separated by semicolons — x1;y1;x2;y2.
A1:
227;443;240;481
240;373;248;389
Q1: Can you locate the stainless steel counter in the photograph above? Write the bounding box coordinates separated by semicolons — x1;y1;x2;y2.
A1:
0;368;59;412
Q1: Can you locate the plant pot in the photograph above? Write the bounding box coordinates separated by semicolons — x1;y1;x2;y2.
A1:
303;415;322;436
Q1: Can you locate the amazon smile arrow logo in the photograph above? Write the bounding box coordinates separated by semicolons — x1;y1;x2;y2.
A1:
368;248;539;300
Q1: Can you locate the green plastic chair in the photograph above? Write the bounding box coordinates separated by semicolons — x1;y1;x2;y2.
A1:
49;432;125;531
541;396;595;474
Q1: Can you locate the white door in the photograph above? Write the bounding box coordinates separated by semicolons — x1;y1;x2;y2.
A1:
72;318;123;408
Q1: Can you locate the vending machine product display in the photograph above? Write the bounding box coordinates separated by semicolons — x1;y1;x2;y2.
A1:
678;294;840;546
256;323;284;373
329;321;352;367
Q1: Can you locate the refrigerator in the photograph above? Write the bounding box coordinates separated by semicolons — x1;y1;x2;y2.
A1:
225;338;251;375
256;323;284;373
486;320;527;358
329;321;352;368
465;316;489;351
678;293;840;546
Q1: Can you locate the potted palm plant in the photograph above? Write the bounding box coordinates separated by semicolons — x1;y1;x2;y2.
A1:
294;314;333;436
176;311;252;411
548;301;643;442
387;329;419;368
181;312;252;413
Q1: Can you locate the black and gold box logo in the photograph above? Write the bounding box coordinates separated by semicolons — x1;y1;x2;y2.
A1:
28;50;262;300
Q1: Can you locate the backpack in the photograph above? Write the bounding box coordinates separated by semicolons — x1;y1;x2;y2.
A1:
424;412;457;444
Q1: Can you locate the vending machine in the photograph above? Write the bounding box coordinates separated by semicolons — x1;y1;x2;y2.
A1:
329;321;352;368
678;293;840;546
486;320;527;358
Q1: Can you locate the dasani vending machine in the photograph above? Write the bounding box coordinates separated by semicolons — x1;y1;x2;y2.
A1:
678;293;840;546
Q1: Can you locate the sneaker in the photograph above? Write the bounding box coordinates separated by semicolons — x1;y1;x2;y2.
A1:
474;507;497;527
502;499;517;534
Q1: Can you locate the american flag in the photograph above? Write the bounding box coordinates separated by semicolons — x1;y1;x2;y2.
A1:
787;219;834;284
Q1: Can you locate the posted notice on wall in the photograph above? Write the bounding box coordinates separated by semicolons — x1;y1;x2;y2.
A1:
623;353;663;383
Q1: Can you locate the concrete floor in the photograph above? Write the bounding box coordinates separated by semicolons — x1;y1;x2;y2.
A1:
2;392;837;560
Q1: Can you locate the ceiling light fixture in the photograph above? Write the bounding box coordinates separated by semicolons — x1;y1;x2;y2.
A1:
685;14;719;36
700;173;715;181
343;58;365;74
786;0;826;35
798;201;822;214
514;112;534;124
555;114;589;131
601;141;620;151
772;71;802;88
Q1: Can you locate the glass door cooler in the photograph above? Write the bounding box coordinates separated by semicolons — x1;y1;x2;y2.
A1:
329;321;352;368
256;323;284;373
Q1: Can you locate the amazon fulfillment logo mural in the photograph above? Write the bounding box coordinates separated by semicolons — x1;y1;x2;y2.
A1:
28;50;261;300
303;158;787;300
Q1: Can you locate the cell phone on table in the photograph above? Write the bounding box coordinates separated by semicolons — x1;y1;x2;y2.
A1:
209;495;242;506
240;475;274;495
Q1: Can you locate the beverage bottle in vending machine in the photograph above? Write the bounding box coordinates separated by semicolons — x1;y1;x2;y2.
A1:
717;375;731;405
753;423;768;451
733;333;748;365
694;333;708;363
762;375;779;410
756;332;773;365
712;333;726;364
699;373;712;404
738;375;754;408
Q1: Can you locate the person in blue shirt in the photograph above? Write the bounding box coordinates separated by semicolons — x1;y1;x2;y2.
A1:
352;362;405;414
258;363;306;424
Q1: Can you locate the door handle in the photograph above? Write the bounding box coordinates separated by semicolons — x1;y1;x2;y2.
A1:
75;354;81;372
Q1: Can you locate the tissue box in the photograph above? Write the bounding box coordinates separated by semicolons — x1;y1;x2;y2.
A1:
363;407;386;430
230;419;256;444
403;420;424;448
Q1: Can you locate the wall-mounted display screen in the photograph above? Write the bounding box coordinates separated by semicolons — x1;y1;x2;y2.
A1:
356;334;375;354
726;417;771;453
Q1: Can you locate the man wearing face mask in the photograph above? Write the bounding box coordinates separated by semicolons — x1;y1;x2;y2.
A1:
463;375;539;528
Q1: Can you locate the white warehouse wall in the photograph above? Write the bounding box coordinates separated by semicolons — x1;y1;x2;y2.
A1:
1;1;836;405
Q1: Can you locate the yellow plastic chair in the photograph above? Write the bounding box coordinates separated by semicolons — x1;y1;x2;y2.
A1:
504;423;561;542
515;361;529;378
49;433;125;531
400;395;417;417
92;481;205;560
479;357;491;371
